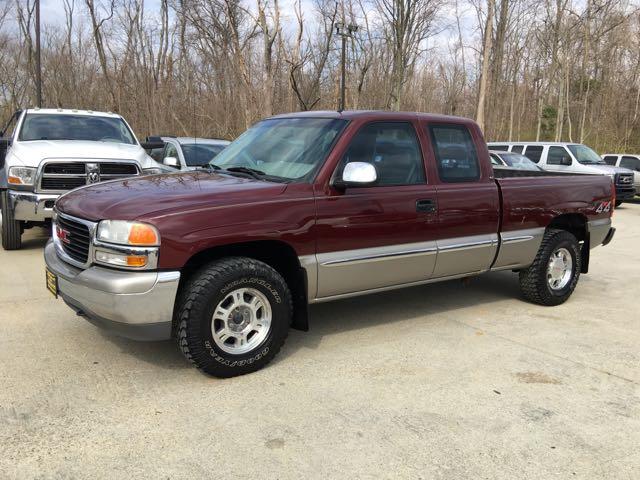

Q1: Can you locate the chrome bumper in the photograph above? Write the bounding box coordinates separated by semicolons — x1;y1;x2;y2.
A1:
7;189;59;222
44;240;180;341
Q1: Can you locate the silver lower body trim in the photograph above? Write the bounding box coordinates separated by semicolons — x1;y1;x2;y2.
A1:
7;189;59;222
491;227;545;271
588;218;612;247
44;241;180;340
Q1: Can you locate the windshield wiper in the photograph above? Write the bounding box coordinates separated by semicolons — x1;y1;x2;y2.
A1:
204;163;223;172
224;166;267;180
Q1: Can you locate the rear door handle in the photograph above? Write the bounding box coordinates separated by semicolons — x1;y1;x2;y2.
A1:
416;199;437;213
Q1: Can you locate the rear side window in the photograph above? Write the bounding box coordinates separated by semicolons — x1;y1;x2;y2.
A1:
547;146;570;165
490;144;509;151
429;124;480;182
511;145;524;154
602;155;618;166
523;145;543;163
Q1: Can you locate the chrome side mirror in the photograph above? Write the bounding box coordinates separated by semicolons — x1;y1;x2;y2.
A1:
336;162;377;188
163;156;180;169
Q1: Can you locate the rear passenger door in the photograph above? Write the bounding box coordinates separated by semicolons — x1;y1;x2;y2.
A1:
425;123;500;278
314;121;439;299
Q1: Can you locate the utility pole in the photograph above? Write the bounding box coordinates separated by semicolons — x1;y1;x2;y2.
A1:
35;0;42;107
335;22;358;112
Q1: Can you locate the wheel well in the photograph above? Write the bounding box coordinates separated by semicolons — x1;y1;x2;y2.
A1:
547;213;589;273
179;241;309;332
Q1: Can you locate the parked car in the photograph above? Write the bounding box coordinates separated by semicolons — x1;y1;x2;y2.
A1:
45;111;615;378
0;108;170;250
601;154;640;195
158;136;230;170
489;150;544;171
488;141;635;206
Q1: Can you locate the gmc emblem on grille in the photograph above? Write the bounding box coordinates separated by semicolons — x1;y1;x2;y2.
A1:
56;226;71;244
86;163;100;184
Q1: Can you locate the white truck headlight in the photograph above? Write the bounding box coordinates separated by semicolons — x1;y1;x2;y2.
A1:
8;166;37;185
96;220;160;246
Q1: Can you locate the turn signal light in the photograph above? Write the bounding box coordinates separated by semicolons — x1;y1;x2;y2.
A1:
128;224;159;246
95;250;148;268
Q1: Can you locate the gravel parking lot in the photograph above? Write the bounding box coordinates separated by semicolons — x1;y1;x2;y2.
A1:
1;203;638;479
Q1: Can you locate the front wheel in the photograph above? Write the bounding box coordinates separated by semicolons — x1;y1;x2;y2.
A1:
518;229;581;306
176;257;292;378
1;190;22;250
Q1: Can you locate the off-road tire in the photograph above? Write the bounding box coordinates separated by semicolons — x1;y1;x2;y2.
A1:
176;257;292;378
518;229;581;306
1;190;22;250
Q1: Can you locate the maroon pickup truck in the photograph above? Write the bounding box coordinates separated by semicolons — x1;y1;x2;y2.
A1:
44;111;615;377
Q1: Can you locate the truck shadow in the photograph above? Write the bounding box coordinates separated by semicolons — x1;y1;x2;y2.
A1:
98;270;524;373
276;270;523;362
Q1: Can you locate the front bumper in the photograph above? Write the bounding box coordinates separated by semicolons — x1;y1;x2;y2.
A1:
615;185;636;201
7;189;59;222
44;240;180;341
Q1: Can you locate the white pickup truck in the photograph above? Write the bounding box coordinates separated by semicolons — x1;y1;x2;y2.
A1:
0;108;168;250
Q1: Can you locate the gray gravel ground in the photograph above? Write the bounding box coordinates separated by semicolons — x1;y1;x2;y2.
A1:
0;203;639;479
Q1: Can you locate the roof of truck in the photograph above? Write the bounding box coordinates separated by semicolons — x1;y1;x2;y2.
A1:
24;108;121;118
487;141;583;146
269;110;474;123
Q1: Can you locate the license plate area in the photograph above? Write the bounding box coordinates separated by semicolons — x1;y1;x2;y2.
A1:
46;268;58;298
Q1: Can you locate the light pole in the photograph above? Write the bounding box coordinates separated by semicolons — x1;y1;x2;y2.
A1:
35;0;42;107
335;22;358;112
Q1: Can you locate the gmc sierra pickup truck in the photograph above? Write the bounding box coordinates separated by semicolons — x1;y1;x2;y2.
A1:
44;111;616;378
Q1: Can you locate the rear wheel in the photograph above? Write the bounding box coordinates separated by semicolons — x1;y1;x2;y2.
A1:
1;190;22;250
518;229;581;306
176;257;292;378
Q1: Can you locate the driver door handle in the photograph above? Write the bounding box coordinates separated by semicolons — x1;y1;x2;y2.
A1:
416;199;437;213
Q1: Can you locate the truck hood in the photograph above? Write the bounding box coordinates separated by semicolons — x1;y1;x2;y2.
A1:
581;163;633;175
55;171;288;222
9;140;160;169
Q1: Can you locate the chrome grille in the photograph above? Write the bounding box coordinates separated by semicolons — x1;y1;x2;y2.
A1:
616;173;634;185
39;161;140;192
55;214;91;264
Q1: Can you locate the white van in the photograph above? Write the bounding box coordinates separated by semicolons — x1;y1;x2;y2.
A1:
487;142;635;206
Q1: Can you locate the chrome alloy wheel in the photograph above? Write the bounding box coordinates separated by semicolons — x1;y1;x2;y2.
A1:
547;247;573;290
211;288;272;355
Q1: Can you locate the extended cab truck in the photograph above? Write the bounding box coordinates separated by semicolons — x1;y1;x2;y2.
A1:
44;111;616;378
0;108;169;250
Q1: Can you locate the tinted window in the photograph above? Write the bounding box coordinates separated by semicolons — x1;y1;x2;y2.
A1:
602;155;618;166
500;153;542;171
621;156;640;171
511;145;524;154
490;144;509;151
340;122;425;186
489;153;502;165
523;145;543;163
547;146;570;165
19;114;136;144
182;144;226;166
430;125;480;182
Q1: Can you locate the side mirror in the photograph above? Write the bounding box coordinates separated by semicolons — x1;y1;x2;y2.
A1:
141;140;165;150
560;156;572;166
334;162;377;189
163;156;180;169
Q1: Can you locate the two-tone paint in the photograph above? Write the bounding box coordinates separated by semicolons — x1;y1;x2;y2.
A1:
55;111;615;309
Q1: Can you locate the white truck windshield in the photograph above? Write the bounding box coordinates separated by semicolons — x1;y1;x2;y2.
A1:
18;114;136;144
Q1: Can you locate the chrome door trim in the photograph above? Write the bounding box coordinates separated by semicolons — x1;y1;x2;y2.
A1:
320;245;437;266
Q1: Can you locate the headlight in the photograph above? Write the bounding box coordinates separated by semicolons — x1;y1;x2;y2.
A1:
96;220;160;246
142;167;165;175
8;166;37;185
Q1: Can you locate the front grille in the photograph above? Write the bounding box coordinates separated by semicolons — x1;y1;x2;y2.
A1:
42;177;87;190
39;161;140;192
100;163;138;175
56;215;91;264
616;173;634;186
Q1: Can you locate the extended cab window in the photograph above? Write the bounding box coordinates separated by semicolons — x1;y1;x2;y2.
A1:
523;145;543;163
547;146;570;165
491;145;509;151
340;122;425;186
602;155;618;166
429;124;479;182
511;145;524;154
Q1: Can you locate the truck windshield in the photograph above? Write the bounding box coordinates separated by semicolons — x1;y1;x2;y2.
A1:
567;144;606;165
210;118;347;181
182;144;226;167
18;114;136;144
